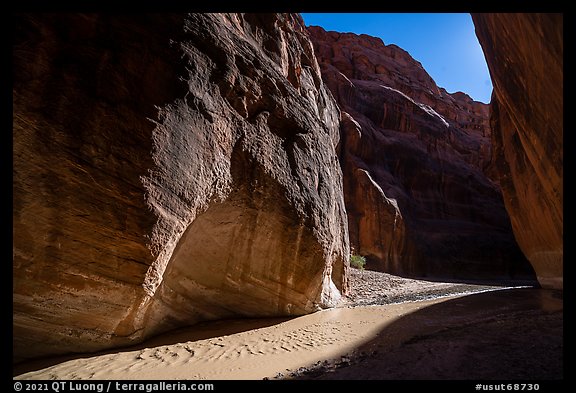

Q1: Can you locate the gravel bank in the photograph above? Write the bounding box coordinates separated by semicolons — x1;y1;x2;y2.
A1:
342;269;522;307
279;271;562;380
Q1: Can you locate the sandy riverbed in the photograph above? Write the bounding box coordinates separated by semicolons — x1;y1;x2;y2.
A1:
14;270;561;380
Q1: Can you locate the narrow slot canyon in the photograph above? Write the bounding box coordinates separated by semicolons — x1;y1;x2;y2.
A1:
12;13;562;380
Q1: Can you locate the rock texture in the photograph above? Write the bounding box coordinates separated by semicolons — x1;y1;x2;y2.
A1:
13;13;349;362
472;14;563;289
308;26;533;279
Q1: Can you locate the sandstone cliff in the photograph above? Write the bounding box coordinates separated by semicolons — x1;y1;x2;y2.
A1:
472;13;563;289
13;13;349;362
308;26;533;279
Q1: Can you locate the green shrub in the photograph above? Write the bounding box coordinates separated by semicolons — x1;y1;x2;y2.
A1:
350;254;366;270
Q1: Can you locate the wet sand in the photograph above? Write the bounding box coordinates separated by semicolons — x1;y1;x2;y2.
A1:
14;271;561;380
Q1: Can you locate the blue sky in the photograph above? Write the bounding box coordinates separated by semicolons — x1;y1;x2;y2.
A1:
301;13;493;104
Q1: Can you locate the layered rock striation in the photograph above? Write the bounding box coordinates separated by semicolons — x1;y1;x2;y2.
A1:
13;13;348;362
472;13;563;289
308;26;533;279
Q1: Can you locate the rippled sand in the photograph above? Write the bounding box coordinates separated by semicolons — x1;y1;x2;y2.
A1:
14;271;560;380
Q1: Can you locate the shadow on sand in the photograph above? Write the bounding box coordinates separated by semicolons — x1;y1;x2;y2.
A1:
14;288;562;380
291;288;563;380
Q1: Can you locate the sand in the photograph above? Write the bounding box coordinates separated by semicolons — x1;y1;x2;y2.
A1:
14;271;561;380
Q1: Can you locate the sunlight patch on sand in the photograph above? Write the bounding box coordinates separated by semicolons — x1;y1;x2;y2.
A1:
15;295;460;380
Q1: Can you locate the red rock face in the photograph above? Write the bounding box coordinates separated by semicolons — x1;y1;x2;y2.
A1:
472;14;563;289
13;13;349;362
308;26;533;279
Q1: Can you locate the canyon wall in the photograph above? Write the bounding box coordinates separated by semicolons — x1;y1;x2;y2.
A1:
13;13;349;362
472;13;563;289
13;12;559;364
308;26;533;279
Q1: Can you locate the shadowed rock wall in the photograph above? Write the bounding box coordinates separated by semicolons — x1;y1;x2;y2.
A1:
472;13;563;289
13;13;349;362
308;26;532;280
